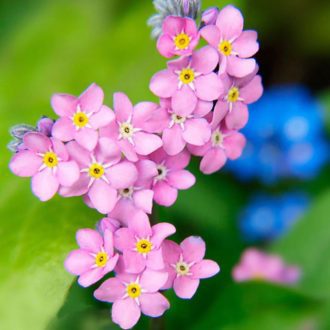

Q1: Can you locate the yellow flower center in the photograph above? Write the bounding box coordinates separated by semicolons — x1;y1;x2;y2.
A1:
175;261;190;276
126;283;141;299
95;252;108;267
88;163;105;179
179;68;195;84
136;239;153;254
174;33;191;50
227;87;240;103
172;114;186;125
211;130;224;147
43;151;58;168
218;40;232;56
73;112;89;128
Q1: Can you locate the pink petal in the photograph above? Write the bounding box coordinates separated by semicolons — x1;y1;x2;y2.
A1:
150;70;178;98
51;117;75;142
195;73;223;101
233;30;259;58
9;151;42;177
162;126;186;156
109;198;139;226
191;259;220;279
130;211;152;238
31;168;59;201
167;170;195;190
64;249;95;275
200;25;221;48
133;189;154;214
140;293;170;317
133;102;159;128
79;83;104;113
153;181;178;207
193;100;213;118
173;276;200;299
146;248;165;270
112;298;141;330
74;127;98;151
216;5;244;40
162;240;181;265
162;16;185;35
151;223;176;248
225;102;249;130
157;34;175;58
192;46;219;74
104;254;119;273
118;139;139;162
51;94;77;117
181;236;206;263
200;148;227;174
172;86;197;116
227;56;256;78
78;267;104;287
114;228;135;251
66;141;91;166
89;105;115;129
140;269;168;292
114;92;133;123
103;229;114;256
56;161;80;187
184;17;198;36
97;137;121;163
94;277;125;303
76;228;103;252
88;180;118;214
136;159;158;183
212;101;228;128
167;56;190;71
165;149;191;169
23;132;51;153
224;132;246;160
59;175;89;197
182;118;211;146
123;250;146;273
107;161;138;189
134;132;163;156
240;75;263;104
51;138;68;160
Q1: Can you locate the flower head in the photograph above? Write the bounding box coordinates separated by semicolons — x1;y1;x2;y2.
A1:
162;236;220;299
232;248;300;284
65;228;119;287
9;132;80;201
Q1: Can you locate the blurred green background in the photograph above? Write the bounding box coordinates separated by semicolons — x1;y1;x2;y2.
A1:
0;0;329;329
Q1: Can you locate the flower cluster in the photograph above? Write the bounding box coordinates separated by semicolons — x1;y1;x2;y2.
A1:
8;2;263;329
239;192;310;242
227;86;329;184
232;248;300;285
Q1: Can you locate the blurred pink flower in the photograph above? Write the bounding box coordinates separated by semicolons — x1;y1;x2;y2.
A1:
148;148;195;206
150;46;223;115
9;132;80;201
94;269;169;329
65;228;119;287
162;237;220;299
232;248;301;284
114;211;176;273
51;83;114;151
157;16;199;58
201;7;219;25
201;5;259;77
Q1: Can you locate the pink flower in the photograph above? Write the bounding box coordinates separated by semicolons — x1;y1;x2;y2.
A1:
65;228;119;287
202;7;219;25
100;93;163;162
232;248;301;284
97;217;121;234
158;98;213;155
157;16;199;58
150;46;223;115
60;138;138;214
201;5;259;77
108;160;158;225
162;237;220;299
9;132;80;201
114;211;176;273
213;71;263;130
51;83;114;151
148;148;195;206
94;269;169;329
189;120;246;174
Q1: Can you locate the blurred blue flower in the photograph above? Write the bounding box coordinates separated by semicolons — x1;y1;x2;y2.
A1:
239;192;310;242
227;85;329;184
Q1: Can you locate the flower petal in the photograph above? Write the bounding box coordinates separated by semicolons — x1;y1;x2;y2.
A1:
112;298;141;330
107;161;138;189
153;181;178;207
78;267;104;287
64;249;95;275
216;5;244;40
31;168;59;201
123;250;146;273
76;228;103;252
79;83;104;113
224;132;246;160
23;132;51;153
140;269;168;292
134;132;163;156
146;249;165;270
157;34;175;58
89;105;115;129
133;189;154;214
74;127;98;151
166;170;195;190
227;56;256;78
56;161;80;187
163;16;185;35
173;276;200;299
130;210;152;238
181;236;206;263
195;73;223;101
182;118;211;146
94;277;125;303
233;30;259;58
51;117;75;142
140;293;170;317
200;25;221;48
151;223;176;248
239;75;263;104
225;102;249;130
162;126;186;156
192;46;219;74
150;70;178;98
114;92;133;123
200;148;227;174
191;260;220;279
171;86;197;115
114;228;135;251
165;150;191;169
51;94;77;117
9;151;42;177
